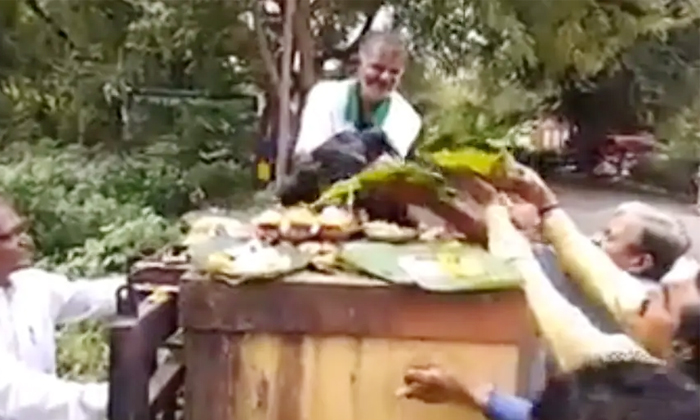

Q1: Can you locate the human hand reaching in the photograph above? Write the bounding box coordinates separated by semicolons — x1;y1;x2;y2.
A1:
492;161;559;212
396;365;492;408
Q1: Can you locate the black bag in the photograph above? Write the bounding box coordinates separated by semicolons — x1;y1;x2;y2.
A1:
277;129;414;226
277;129;396;205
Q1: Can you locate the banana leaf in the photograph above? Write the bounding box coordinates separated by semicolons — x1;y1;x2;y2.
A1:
429;147;513;177
340;241;521;292
410;242;522;292
340;241;417;284
314;161;455;208
191;239;311;285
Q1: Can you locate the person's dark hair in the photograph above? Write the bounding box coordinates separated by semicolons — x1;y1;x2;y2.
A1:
616;202;690;281
675;303;700;382
532;361;699;420
358;30;407;59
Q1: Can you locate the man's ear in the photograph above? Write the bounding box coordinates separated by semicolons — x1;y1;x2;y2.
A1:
636;253;655;275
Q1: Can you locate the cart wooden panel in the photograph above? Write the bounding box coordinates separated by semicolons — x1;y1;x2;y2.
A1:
180;272;537;420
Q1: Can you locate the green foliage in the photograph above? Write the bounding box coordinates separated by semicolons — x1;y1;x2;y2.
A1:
0;140;256;276
396;0;700;152
56;322;109;381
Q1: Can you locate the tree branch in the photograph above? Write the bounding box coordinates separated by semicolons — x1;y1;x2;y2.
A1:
321;7;379;62
23;0;78;50
294;0;316;93
254;0;280;88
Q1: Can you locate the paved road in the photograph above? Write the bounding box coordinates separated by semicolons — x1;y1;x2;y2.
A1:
411;183;700;256
554;184;700;257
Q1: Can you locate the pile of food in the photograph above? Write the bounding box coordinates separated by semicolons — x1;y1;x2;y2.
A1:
135;147;525;290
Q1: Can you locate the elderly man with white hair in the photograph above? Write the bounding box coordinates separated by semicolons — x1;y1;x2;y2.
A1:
593;201;691;283
510;199;694;401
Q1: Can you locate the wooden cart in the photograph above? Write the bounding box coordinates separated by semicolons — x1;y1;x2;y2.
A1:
179;271;537;420
108;260;538;420
107;263;186;420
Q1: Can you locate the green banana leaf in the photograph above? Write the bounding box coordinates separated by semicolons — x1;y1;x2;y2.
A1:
429;147;511;177
340;241;417;284
314;161;453;208
191;239;311;285
340;241;522;292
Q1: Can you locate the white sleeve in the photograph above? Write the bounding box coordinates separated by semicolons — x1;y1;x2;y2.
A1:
44;271;125;325
382;93;422;159
0;350;107;420
294;82;335;155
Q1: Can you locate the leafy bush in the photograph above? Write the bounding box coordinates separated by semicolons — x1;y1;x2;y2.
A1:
0;139;254;275
0;139;256;380
417;78;536;154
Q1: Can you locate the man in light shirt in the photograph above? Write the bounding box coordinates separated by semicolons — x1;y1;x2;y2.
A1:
294;31;421;160
278;31;422;224
0;198;124;420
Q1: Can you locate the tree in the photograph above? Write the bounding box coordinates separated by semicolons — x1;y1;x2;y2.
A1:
393;0;700;162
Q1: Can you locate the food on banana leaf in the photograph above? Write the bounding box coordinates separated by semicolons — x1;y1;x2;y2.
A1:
253;209;283;229
202;239;302;279
280;206;320;242
418;225;466;242
182;215;249;246
315;161;453;208
364;220;418;243
298;241;340;272
252;208;284;241
317;206;360;240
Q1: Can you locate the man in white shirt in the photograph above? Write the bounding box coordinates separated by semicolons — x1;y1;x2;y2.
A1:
279;31;423;224
294;31;422;160
0;198;124;420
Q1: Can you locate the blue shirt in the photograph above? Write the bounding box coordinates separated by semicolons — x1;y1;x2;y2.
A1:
485;391;533;420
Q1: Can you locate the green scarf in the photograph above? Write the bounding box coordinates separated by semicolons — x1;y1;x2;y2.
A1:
344;82;391;131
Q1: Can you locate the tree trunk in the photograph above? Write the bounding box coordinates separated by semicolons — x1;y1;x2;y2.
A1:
294;0;316;97
275;0;296;187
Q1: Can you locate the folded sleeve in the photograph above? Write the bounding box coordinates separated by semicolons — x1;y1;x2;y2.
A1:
0;350;108;420
485;205;658;372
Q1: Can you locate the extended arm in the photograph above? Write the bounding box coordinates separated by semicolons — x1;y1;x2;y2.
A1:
43;269;125;324
542;209;649;327
485;205;657;372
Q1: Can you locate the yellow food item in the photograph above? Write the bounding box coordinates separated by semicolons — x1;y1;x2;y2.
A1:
253;209;283;228
204;252;235;275
363;221;417;241
146;287;172;304
318;206;356;229
283;206;317;226
436;249;486;278
203;243;294;277
182;216;246;246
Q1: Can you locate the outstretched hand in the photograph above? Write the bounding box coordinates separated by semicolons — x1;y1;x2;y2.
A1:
492;161;559;211
452;175;542;241
396;365;491;408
